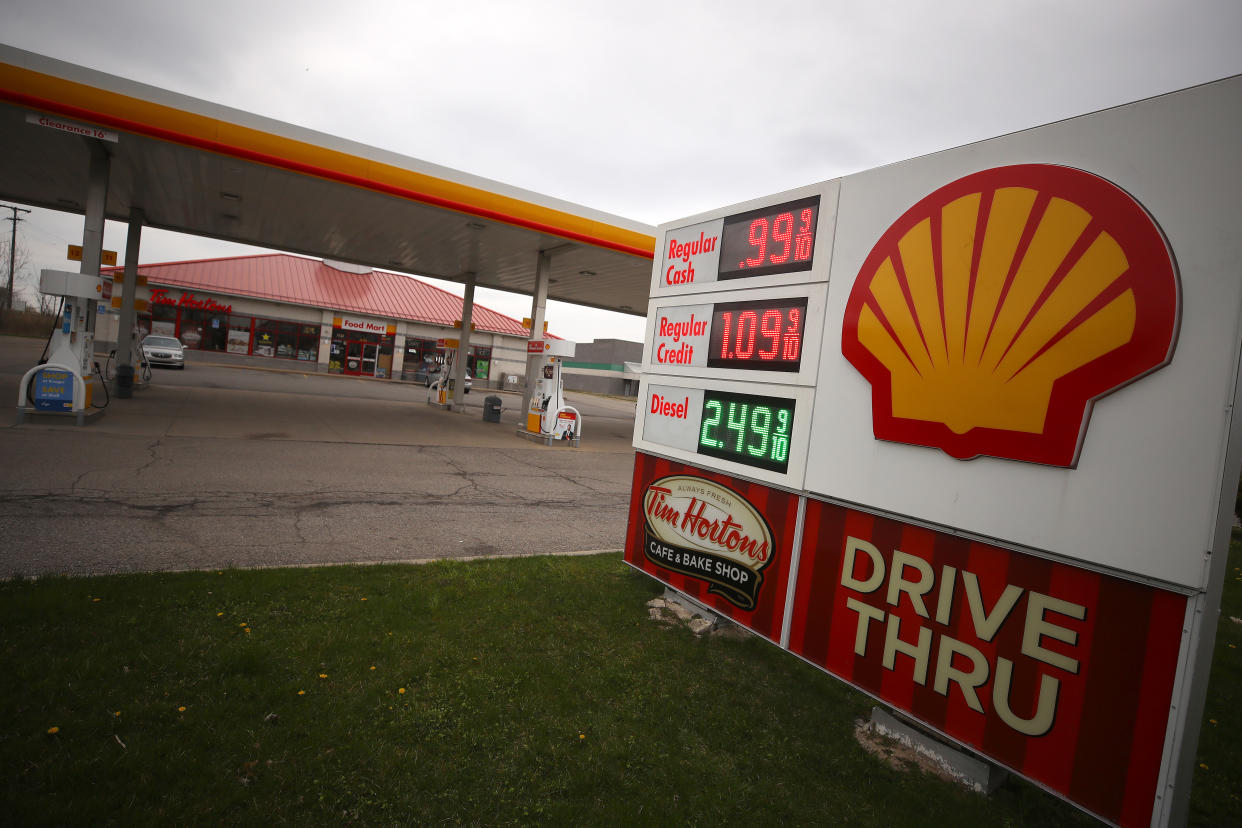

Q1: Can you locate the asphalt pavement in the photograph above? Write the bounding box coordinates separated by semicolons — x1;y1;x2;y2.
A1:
0;336;640;577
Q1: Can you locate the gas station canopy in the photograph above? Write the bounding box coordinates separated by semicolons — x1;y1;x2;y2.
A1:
0;45;656;315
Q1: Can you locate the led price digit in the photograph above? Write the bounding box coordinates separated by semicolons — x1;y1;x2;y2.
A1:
697;390;796;473
708;297;807;371
718;196;819;280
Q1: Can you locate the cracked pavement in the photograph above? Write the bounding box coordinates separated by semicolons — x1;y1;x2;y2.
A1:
1;337;639;577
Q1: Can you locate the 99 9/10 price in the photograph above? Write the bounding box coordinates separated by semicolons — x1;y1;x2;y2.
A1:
697;391;795;473
717;195;820;281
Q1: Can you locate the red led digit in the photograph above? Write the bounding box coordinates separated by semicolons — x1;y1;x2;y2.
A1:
758;309;781;359
782;308;802;360
794;208;814;261
718;311;732;358
735;311;758;359
769;212;793;264
744;218;769;268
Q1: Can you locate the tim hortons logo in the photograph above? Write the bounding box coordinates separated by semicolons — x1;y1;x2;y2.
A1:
642;475;775;610
841;164;1180;467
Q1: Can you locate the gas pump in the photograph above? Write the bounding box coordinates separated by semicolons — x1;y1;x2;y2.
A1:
429;337;459;407
525;339;581;444
17;269;107;424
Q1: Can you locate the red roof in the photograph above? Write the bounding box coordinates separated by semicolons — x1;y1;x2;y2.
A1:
102;253;547;338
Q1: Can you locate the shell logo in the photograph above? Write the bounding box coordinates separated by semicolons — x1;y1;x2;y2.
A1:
841;164;1179;467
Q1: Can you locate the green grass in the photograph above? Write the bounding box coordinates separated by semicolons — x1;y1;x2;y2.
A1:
1;546;1237;826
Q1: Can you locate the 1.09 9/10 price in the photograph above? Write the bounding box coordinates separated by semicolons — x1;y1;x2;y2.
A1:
707;296;808;372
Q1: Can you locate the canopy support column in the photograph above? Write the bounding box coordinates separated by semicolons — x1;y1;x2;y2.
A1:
113;207;143;396
521;250;552;424
80;142;110;358
449;272;476;411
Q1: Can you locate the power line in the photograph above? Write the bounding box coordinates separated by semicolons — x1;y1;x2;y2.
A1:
3;204;32;311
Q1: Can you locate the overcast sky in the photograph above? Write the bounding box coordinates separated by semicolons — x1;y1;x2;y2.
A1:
2;0;1240;342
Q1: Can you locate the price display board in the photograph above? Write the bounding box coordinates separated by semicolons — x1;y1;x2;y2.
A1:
650;181;839;298
643;283;827;385
717;195;819;280
706;297;807;371
696;388;796;472
634;377;815;489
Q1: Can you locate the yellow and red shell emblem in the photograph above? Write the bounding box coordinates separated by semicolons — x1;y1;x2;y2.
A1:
841;164;1179;467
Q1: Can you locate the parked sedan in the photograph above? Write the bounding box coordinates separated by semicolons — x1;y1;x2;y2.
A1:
415;363;471;392
141;335;186;369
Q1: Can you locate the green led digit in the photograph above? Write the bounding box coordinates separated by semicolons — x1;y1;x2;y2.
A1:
726;402;749;452
700;398;723;448
772;407;791;461
748;406;771;457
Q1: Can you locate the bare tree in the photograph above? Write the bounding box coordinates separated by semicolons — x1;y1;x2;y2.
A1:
0;236;34;310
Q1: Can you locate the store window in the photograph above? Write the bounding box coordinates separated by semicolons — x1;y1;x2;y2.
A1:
150;303;177;338
297;325;319;361
471;346;492;381
329;328;346;373
203;312;229;351
138;301;316;362
228;316;252;354
254;319;279;357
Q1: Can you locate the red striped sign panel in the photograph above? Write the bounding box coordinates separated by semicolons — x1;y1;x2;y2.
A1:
624;453;799;644
787;498;1187;827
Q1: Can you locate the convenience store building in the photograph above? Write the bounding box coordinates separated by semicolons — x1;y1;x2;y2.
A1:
99;253;551;386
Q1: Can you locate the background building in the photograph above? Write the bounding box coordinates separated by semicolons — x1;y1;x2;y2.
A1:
561;339;642;397
98;254;556;387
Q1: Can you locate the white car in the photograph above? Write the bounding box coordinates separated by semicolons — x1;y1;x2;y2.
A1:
141;335;186;369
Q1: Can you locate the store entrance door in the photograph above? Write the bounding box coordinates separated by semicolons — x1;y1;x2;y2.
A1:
344;341;364;375
360;343;379;377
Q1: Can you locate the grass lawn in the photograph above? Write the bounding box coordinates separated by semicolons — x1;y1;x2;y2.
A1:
2;543;1238;826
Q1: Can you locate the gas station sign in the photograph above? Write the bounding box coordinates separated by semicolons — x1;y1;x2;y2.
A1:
625;77;1242;827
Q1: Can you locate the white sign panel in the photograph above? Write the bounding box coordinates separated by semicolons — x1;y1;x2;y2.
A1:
805;78;1242;592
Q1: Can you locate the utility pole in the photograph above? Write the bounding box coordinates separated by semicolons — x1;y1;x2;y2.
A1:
2;204;32;311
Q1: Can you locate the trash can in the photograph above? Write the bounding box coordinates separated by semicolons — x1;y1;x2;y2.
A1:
482;395;502;423
115;364;134;399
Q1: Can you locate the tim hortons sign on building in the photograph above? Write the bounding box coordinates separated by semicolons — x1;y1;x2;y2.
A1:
625;76;1242;827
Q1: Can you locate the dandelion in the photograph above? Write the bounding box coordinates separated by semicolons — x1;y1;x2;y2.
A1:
579;733;585;740
298;690;306;696
177;706;186;713
370;666;376;671
1200;763;1209;770
361;597;368;602
47;726;59;735
319;673;328;679
1210;718;1218;724
398;687;406;694
217;612;224;617
244;627;251;634
114;711;121;718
